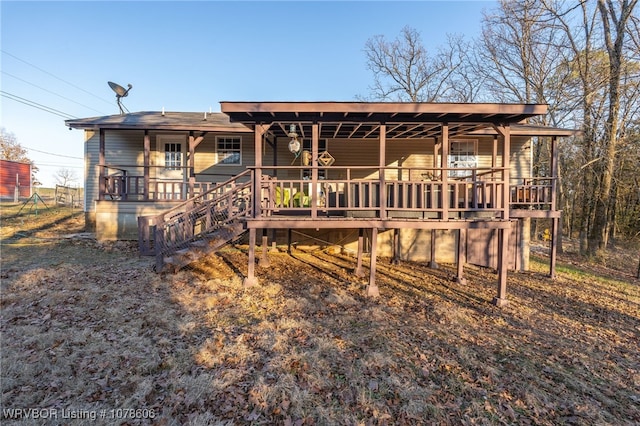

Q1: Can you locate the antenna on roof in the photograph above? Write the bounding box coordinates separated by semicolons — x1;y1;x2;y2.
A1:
107;81;133;115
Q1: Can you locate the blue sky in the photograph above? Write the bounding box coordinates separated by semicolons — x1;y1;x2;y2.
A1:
1;0;495;187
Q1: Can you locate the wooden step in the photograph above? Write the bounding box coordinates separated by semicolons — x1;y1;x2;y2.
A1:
160;222;246;272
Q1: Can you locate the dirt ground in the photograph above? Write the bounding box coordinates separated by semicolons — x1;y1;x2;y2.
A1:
1;204;639;425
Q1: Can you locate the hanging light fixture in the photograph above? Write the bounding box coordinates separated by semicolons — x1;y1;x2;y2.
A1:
288;124;301;154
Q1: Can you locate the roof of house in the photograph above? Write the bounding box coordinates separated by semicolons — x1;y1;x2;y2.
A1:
66;103;576;139
65;111;252;132
219;101;573;139
220;101;548;123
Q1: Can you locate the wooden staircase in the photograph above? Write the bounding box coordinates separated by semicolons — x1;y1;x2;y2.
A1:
138;170;253;272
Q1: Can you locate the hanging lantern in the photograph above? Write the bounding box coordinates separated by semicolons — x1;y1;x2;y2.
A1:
287;124;301;154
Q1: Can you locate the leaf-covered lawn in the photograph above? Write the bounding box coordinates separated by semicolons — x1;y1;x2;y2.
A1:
1;204;639;425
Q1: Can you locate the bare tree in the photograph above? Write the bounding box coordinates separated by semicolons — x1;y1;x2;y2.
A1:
54;168;78;188
362;26;464;102
588;0;639;254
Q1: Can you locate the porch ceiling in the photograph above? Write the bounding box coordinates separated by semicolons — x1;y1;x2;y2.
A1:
220;101;549;140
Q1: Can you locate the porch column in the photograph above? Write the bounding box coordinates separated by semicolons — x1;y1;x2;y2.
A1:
143;130;150;200
550;136;559;278
501;125;511;219
311;123;319;219
430;140;439;269
188;131;195;199
492;135;498;166
367;227;380;297
253;125;269;218
493;124;511;307
441;124;449;220
492;135;498;208
99;128;106;200
379;124;387;220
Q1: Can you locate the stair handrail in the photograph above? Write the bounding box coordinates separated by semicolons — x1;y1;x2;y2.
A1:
138;169;253;261
158;169;253;221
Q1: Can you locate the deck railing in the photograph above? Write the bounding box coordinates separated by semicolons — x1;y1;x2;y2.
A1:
101;175;217;201
510;177;555;209
254;166;509;219
110;164;554;218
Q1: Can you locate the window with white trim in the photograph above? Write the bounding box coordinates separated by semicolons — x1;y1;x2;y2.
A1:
216;136;242;165
164;143;183;170
448;140;477;178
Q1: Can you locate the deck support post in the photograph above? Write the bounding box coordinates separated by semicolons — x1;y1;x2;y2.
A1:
355;228;365;277
456;228;467;285
244;228;258;287
392;228;400;264
492;227;510;307
259;229;270;267
367;227;380;297
549;136;559;279
287;228;293;254
429;229;439;269
550;217;558;279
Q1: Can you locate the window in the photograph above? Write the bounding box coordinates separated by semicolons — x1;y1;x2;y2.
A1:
448;140;477;178
217;136;242;165
164;143;183;170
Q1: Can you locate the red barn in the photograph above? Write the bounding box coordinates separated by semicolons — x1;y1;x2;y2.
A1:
0;159;32;199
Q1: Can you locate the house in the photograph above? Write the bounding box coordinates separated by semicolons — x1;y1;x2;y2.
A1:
66;102;574;306
0;159;32;200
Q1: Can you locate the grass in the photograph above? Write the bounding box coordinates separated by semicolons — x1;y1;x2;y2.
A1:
1;204;639;424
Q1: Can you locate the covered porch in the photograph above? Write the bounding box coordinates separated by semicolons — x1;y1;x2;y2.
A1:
219;101;569;306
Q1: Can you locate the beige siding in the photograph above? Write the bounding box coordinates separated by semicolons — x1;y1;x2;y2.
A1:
509;136;531;181
195;133;257;182
84;130;99;213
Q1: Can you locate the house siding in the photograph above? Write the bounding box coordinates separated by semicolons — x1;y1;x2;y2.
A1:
195;133;259;181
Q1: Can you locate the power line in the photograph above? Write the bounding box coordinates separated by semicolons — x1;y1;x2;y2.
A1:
1;49;114;106
24;146;83;160
2;71;108;115
1;90;77;119
34;162;84;169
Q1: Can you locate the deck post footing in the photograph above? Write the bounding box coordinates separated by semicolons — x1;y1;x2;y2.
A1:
258;257;270;268
492;297;509;307
243;277;259;288
455;277;467;285
367;284;380;297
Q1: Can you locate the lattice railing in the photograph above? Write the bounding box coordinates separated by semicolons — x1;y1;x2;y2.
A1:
137;170;253;269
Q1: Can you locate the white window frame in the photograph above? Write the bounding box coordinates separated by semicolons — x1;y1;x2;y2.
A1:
164;142;183;170
216;135;242;166
448;139;478;178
